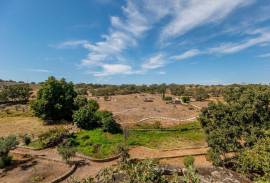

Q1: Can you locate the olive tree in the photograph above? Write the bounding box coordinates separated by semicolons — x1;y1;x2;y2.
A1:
31;76;77;121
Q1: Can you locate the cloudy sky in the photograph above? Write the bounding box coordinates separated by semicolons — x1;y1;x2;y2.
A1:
1;0;270;84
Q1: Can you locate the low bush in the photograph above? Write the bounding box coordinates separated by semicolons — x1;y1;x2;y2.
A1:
57;143;76;163
181;96;190;103
73;107;99;130
38;128;69;148
23;134;31;145
184;155;195;168
0;135;18;168
163;96;172;101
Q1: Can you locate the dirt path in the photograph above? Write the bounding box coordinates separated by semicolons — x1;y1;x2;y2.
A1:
129;146;208;159
11;146;210;181
11;147;118;182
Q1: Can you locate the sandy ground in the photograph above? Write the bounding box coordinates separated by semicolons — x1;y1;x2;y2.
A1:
92;94;206;126
0;116;72;137
8;146;211;182
0;155;70;183
129;146;208;160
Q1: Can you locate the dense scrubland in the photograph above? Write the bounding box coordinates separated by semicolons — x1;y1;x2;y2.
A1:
0;77;269;182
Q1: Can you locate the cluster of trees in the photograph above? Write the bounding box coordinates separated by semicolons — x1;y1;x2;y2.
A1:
75;83;218;101
31;76;121;134
0;84;32;103
199;85;270;181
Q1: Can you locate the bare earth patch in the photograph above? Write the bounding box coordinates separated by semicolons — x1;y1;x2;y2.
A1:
0;155;70;183
92;94;209;126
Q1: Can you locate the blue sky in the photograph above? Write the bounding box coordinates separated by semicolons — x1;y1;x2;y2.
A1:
1;0;270;84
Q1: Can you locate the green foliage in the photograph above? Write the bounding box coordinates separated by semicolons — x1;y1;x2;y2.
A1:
0;155;12;169
181;96;190;103
76;87;88;95
96;111;122;134
0;135;18;168
0;84;31;103
31;76;77;121
74;129;123;158
169;84;185;96
38;128;69;148
237;137;270;181
163;96;172;101
184;156;195;168
57;143;76;163
96;160;167;183
87;99;99;112
73;107;99;130
193;87;209;101
182;165;200;183
74;95;88;109
23;134;31;145
199;85;270;180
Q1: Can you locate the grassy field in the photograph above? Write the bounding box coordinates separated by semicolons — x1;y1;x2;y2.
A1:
73;121;206;158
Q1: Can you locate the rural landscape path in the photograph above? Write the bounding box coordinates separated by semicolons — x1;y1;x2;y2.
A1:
11;146;209;181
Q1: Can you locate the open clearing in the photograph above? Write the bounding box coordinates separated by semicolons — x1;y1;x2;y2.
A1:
0;154;70;183
0;116;71;137
92;94;210;126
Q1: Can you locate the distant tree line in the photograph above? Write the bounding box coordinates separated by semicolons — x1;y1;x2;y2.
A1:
0;84;32;104
74;83;229;101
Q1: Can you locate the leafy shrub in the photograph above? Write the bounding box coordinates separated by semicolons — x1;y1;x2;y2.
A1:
184;155;195;168
101;117;122;134
23;134;31;145
163;96;172;101
182;165;200;183
38;128;69;148
0;135;18;168
73;107;99;130
193;87;209;101
95;111;122;134
57;144;76;163
74;95;88;109
181;96;190;103
237;137;270;181
31;76;77;121
87;99;99;112
0;155;12;169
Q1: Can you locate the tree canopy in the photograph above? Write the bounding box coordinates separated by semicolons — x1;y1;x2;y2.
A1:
31;76;77;121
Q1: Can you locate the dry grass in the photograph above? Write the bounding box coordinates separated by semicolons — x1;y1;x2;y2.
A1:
0;116;70;137
91;93;206;126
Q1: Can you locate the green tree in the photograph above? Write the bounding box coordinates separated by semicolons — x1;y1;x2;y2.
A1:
31;76;77;121
199;86;270;167
73;107;99;130
74;95;88;109
193;87;209;101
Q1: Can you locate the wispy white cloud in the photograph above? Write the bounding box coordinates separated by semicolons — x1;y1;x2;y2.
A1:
52;40;89;49
258;53;270;58
25;69;51;73
171;49;202;61
160;0;253;41
142;54;166;70
92;64;133;77
208;28;270;54
54;0;263;77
